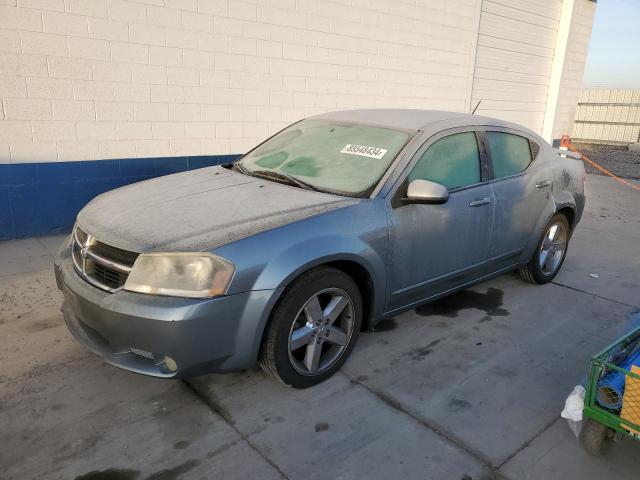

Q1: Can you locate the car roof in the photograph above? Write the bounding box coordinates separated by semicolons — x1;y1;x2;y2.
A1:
308;108;536;136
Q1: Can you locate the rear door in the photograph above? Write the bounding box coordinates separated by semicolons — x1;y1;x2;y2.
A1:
482;130;551;269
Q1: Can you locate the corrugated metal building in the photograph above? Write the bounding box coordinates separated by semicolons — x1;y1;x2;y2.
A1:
573;89;640;144
0;0;597;239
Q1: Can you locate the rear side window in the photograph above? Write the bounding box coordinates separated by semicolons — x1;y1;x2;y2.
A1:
408;132;481;190
530;140;540;159
486;132;532;179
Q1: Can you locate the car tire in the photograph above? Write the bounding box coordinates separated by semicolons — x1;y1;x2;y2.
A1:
259;266;362;389
517;213;570;285
580;417;612;456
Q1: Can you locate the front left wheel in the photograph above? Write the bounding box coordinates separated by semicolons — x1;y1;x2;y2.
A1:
259;267;363;389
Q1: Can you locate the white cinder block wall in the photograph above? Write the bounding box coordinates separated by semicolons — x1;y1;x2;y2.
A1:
471;0;564;133
0;0;599;239
549;0;596;141
470;0;596;139
0;0;597;165
0;0;482;163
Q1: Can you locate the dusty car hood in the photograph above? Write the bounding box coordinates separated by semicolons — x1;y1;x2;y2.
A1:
77;166;358;252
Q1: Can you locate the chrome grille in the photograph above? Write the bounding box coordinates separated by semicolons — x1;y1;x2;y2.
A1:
72;226;139;292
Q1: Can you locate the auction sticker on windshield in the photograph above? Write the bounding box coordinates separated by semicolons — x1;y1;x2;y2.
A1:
340;144;388;160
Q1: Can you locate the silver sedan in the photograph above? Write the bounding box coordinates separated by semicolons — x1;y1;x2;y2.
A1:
55;109;586;388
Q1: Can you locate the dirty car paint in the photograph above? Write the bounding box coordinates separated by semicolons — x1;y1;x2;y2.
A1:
56;109;586;378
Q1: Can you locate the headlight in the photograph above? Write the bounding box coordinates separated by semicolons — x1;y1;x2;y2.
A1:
124;253;235;298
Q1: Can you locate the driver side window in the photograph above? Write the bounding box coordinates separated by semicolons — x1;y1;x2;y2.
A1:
408;132;481;190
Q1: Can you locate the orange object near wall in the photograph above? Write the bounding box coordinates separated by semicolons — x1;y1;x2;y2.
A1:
621;365;640;435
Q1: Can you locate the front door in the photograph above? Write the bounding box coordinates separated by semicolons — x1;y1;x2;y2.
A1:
386;130;494;313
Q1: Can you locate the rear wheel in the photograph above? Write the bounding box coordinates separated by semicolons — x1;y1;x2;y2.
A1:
259;267;362;389
580;417;612;456
518;213;570;284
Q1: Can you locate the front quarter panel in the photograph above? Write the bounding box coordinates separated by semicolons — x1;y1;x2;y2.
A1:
213;198;389;316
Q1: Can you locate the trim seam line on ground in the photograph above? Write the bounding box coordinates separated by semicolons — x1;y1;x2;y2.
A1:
182;379;290;480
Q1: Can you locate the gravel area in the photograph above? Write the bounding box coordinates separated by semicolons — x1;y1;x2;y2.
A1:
572;142;640;180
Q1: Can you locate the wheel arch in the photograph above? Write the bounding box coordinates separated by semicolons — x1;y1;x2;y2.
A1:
556;205;576;233
522;198;576;264
255;255;381;365
322;259;376;331
276;254;380;329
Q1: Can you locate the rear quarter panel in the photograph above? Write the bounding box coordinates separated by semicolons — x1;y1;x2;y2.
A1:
522;147;586;259
551;150;586;228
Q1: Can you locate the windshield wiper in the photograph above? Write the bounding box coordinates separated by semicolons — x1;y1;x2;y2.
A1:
232;162;319;192
251;169;319;192
232;162;253;176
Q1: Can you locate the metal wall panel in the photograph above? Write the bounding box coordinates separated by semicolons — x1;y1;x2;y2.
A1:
572;88;640;144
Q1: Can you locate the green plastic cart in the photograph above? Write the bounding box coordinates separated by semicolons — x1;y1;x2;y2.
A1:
581;324;640;455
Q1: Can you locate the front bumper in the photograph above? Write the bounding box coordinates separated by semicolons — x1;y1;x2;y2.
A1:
54;246;282;378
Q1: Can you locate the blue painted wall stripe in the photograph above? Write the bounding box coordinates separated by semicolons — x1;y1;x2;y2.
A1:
0;154;241;240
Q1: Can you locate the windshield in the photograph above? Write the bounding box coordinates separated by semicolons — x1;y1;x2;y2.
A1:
237;119;411;196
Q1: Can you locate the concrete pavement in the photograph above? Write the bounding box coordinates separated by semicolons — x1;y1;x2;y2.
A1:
1;174;639;479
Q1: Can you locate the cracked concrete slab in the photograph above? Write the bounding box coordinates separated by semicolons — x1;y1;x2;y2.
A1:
0;237;54;278
555;175;640;308
0;270;281;480
37;234;69;257
1;174;639;480
2;360;280;480
501;418;639;479
335;275;633;467
188;372;490;480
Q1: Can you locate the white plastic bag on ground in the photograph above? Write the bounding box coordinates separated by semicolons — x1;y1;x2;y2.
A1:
561;385;586;439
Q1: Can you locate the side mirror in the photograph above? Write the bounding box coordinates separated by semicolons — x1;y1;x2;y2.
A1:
403;179;449;205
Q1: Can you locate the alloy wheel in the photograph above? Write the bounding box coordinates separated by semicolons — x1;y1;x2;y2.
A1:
539;222;567;275
287;288;355;376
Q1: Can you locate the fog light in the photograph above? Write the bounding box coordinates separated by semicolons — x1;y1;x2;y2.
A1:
164;356;178;372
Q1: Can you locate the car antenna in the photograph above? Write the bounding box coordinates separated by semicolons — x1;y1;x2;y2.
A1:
471;100;482;115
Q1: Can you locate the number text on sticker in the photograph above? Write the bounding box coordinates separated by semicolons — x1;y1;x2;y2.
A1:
340;144;388;160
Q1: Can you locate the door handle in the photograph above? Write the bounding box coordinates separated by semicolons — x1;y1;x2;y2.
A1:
469;197;492;207
536;180;552;189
